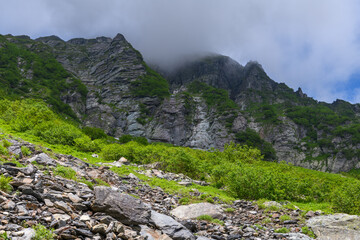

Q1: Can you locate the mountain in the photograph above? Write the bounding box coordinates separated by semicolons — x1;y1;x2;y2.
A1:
1;33;360;173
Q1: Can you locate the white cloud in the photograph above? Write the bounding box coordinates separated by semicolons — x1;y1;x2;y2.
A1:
1;0;360;103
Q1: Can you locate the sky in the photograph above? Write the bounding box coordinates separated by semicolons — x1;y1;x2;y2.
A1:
1;0;360;103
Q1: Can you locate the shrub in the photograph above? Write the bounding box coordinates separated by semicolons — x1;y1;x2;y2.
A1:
74;136;100;152
197;215;213;221
119;134;148;145
101;143;124;161
21;146;32;156
224;208;235;213
32;224;54;240
53;165;77;180
235;128;276;161
2;140;11;148
279;215;291;222
33;120;83;145
131;64;169;99
179;197;190;205
275;227;290;233
82;126;107;140
0;145;8;156
301;226;316;238
0;175;12;192
332;181;360;214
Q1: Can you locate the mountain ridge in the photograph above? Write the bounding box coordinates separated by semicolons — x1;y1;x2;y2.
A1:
1;33;360;173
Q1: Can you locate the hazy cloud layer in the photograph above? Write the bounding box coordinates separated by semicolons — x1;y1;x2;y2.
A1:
1;0;360;103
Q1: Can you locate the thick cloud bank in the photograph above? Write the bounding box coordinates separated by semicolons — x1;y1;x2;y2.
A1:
1;0;360;103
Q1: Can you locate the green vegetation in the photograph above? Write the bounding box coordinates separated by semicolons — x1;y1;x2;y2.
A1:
2;140;11;148
301;226;316;238
0;35;87;120
21;146;31;156
235;128;276;161
196;215;224;225
274;227;290;233
224;207;235;213
82;126;107;140
131;64;169;99
53;165;77;180
32;224;54;240
279;214;291;222
0;174;12;192
187;80;238;113
0;232;10;240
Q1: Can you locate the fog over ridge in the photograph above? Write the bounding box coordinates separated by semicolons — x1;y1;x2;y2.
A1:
1;0;360;103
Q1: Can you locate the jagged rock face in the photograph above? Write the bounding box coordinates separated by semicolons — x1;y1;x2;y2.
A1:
37;34;147;136
146;95;235;149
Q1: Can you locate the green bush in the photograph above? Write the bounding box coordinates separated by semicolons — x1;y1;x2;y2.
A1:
197;215;213;221
33;120;83;145
301;226;316;238
0;175;12;192
187;81;238;113
82;126;107;140
21;146;32;156
275;227;290;233
0;145;9;156
332;181;360;214
131;64;169;99
74;136;100;152
235;128;277;161
32;224;54;240
53;165;77;180
119;134;148;145
2;140;11;148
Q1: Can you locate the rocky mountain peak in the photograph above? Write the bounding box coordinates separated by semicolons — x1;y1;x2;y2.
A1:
36;35;64;43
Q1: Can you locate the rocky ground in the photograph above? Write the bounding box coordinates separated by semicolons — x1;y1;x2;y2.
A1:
0;138;360;239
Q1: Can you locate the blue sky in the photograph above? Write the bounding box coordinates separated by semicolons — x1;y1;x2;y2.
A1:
1;0;360;103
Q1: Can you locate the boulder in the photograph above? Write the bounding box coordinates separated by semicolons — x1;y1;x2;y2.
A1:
28;153;57;166
151;211;195;240
11;228;36;240
171;203;223;220
306;213;360;240
91;186;151;225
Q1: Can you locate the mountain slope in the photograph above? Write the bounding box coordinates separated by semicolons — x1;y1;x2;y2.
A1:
2;33;360;173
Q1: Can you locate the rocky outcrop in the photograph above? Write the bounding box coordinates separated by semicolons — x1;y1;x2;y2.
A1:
91;186;151;225
150;211;195;240
306;214;360;240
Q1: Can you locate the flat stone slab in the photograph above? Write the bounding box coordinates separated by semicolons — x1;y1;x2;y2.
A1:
171;202;223;220
306;213;360;240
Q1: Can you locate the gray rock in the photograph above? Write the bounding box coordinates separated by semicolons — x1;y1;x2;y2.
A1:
92;223;107;235
151;210;195;240
11;228;36;240
91;186;151;225
287;233;313;240
19;164;36;175
67;193;82;203
28;153;57;166
53;214;71;222
307;213;360;240
54;201;72;213
171;203;223;220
